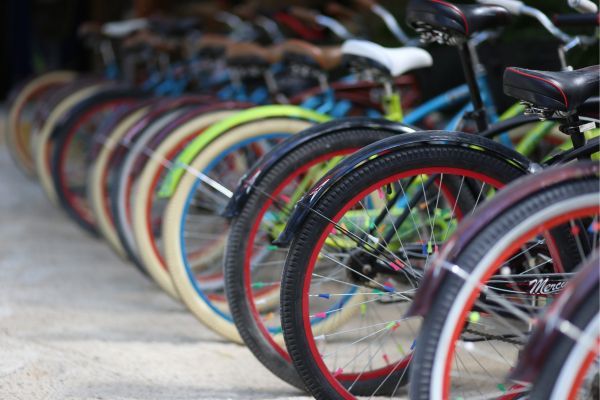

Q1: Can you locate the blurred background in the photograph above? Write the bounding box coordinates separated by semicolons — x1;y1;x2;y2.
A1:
1;0;597;108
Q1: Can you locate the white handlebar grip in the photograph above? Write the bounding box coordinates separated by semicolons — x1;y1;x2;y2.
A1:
568;0;599;13
477;0;525;15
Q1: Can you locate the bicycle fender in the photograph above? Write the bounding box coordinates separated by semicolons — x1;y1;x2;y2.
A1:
222;117;418;219
406;161;599;319
158;105;330;198
510;254;599;384
275;131;536;247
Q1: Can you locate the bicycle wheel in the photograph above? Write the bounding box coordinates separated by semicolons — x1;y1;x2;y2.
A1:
110;98;211;267
51;89;147;233
280;137;527;398
164;118;315;342
225;127;400;388
33;82;112;205
409;166;599;400
109;103;202;264
86;100;158;250
6;71;77;177
529;269;599;400
132;110;240;297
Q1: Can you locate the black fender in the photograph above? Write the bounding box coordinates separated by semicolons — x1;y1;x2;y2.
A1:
275;130;537;246
221;117;418;219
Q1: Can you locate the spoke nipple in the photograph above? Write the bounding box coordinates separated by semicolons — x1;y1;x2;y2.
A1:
360;303;367;315
314;312;327;319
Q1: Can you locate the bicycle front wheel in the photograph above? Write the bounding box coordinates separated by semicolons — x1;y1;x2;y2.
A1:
281;139;527;398
410;166;599;400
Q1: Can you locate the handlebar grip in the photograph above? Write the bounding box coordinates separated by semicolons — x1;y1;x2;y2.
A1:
568;0;599;13
554;12;600;26
477;0;524;15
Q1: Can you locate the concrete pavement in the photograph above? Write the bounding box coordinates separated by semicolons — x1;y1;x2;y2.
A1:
0;124;309;399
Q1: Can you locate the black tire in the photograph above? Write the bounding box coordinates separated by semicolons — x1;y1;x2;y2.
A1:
281;142;527;399
225;127;398;389
410;178;599;400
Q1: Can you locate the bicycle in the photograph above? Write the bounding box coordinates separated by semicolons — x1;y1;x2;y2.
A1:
276;0;599;397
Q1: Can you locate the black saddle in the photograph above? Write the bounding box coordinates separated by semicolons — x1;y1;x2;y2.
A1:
504;65;600;112
406;0;511;39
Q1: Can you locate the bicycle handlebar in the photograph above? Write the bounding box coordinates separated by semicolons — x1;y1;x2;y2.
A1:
477;0;577;44
290;6;354;40
568;0;598;13
554;13;600;27
352;0;416;45
315;15;354;39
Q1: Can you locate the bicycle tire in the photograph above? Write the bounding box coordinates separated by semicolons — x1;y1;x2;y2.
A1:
51;90;147;234
530;286;599;400
280;142;527;399
132;110;240;298
225;127;400;389
410;177;599;400
164;118;315;342
6;71;77;177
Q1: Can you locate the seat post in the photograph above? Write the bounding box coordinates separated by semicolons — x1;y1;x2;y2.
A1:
457;42;488;132
560;114;587;151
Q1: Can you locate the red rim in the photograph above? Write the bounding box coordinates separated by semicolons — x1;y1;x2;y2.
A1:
244;149;359;361
568;342;599;400
300;167;505;398
442;206;600;400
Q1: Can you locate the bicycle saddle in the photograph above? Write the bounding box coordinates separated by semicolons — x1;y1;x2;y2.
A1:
406;0;510;39
503;65;600;112
280;40;342;71
341;40;433;77
102;18;148;38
